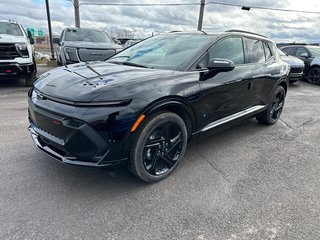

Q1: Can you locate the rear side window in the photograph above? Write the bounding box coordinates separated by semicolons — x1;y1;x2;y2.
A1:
208;37;244;65
263;42;273;60
245;38;265;63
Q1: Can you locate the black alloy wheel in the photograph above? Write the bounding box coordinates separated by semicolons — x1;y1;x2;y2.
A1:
130;112;188;182
270;89;285;121
307;67;320;85
256;86;286;125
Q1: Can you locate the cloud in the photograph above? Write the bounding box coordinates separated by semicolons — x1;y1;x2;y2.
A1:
0;0;319;42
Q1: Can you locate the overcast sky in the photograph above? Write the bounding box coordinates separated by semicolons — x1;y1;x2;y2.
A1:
1;0;320;43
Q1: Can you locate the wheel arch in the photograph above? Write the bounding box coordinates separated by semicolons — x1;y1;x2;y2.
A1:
141;97;197;139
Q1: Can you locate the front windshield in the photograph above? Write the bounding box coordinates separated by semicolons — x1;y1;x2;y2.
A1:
0;22;23;36
65;29;113;43
107;34;213;70
307;46;320;57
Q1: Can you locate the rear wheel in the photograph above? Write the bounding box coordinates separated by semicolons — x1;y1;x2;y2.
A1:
307;67;320;85
130;112;188;183
256;86;286;125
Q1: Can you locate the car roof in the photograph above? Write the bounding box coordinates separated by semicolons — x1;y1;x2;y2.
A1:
64;27;106;32
166;30;271;42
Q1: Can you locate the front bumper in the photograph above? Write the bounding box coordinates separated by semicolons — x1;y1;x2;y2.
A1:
0;62;35;78
289;67;304;82
28;99;129;167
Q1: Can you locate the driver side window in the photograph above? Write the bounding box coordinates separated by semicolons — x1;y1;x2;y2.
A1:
208;37;245;65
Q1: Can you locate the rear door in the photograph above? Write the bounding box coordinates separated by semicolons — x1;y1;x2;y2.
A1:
244;38;280;107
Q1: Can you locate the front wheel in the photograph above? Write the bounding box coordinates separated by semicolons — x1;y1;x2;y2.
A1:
307;67;320;85
256;86;286;125
130;112;188;183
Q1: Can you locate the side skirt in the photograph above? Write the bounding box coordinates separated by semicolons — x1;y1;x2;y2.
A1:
199;105;267;133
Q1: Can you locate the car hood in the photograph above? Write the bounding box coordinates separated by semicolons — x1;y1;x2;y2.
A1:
0;34;26;43
280;55;305;68
34;62;175;102
63;41;122;49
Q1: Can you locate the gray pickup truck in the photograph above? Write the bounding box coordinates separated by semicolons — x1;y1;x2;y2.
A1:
54;27;123;66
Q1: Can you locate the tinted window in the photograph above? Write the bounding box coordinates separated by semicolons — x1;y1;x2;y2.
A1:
246;38;265;63
263;42;273;60
208;37;244;65
296;47;308;57
282;47;297;56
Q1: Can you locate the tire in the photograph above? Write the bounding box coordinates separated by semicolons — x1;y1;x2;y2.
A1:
256;86;286;125
130;112;188;183
25;62;37;87
307;67;320;85
40;57;47;64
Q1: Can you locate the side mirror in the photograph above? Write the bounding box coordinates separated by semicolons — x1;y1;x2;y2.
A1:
300;53;308;58
29;37;35;44
207;58;235;72
53;38;60;45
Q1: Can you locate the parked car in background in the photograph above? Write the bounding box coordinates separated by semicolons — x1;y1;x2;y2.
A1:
281;45;320;84
277;49;304;83
35;51;50;64
29;30;290;182
54;28;123;65
0;19;36;86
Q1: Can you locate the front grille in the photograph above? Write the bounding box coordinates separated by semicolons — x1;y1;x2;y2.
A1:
290;67;303;74
78;48;116;62
0;44;20;60
33;110;70;140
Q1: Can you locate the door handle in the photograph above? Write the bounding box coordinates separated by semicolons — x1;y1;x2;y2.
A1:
248;82;253;90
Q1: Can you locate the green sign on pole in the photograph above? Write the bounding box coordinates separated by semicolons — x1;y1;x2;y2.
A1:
38;29;43;37
27;28;35;36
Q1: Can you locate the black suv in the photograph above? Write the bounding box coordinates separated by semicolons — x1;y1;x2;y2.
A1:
54;27;123;65
281;45;320;84
28;30;290;182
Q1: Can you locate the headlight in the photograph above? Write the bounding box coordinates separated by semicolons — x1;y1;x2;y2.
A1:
64;47;78;61
15;42;29;58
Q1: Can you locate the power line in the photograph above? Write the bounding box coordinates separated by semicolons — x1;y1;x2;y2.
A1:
79;2;199;6
77;1;320;15
206;1;320;14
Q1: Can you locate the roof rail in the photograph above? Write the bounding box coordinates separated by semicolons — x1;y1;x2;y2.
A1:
168;30;207;35
225;29;267;38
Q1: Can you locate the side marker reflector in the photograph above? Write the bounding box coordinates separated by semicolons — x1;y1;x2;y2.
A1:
131;115;145;132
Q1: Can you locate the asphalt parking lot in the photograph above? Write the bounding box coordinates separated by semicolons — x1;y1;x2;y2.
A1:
0;67;320;240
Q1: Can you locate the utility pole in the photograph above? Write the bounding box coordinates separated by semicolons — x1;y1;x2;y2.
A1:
74;0;80;28
45;0;55;60
197;0;205;31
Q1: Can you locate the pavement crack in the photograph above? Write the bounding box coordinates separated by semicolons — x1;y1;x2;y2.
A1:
279;119;294;130
195;146;229;181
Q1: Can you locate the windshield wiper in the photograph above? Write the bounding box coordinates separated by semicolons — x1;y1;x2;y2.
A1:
121;61;149;68
109;56;131;60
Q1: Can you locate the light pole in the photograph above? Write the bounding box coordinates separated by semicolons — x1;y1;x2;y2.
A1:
197;0;205;31
74;0;80;28
45;0;55;60
66;0;81;28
